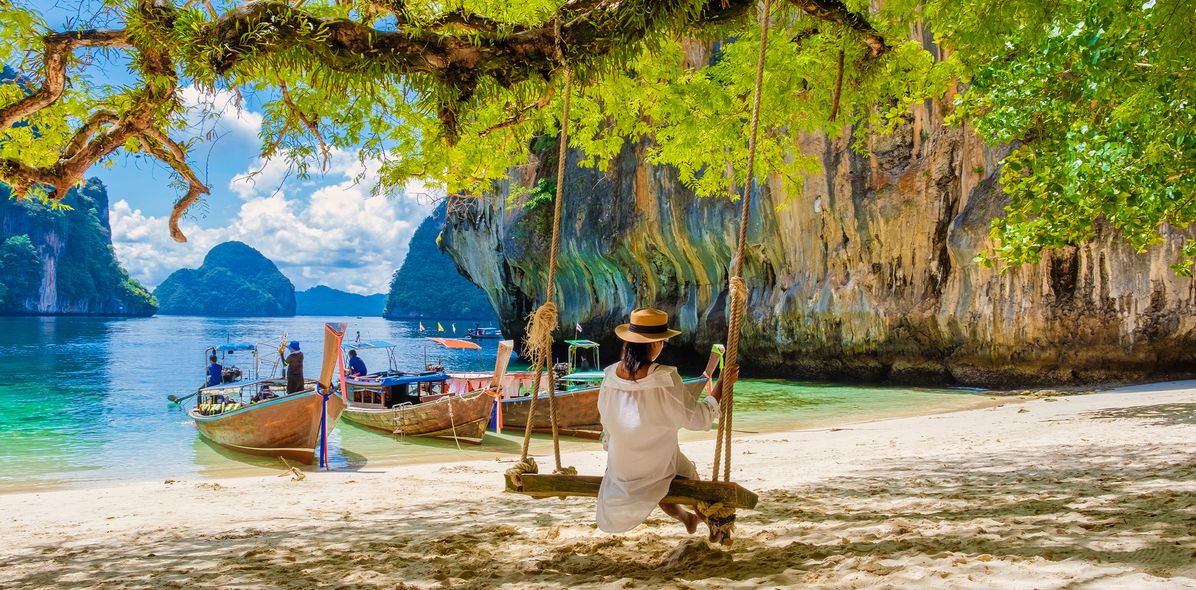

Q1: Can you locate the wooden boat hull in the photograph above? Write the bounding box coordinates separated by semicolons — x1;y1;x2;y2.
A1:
501;379;709;434
342;389;496;443
190;391;345;464
502;386;602;432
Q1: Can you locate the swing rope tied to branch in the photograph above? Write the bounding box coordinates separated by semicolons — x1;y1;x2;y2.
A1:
506;0;770;546
699;0;771;545
505;63;577;490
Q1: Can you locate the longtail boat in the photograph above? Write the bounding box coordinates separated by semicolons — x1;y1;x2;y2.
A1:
341;339;514;444
192;381;345;463
189;323;350;466
466;326;502;339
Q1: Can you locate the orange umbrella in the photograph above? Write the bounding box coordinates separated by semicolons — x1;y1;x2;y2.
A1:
426;337;482;350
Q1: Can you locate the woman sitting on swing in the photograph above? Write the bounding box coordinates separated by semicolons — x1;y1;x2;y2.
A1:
597;308;737;536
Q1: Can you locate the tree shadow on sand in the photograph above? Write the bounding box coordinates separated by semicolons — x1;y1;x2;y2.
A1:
3;420;1195;588
1082;402;1196;427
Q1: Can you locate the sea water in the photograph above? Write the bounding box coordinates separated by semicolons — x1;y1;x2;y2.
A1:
0;316;990;491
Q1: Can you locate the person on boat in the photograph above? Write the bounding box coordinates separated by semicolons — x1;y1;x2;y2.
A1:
205;354;223;388
252;383;276;403
281;341;304;394
347;349;368;378
596;307;736;536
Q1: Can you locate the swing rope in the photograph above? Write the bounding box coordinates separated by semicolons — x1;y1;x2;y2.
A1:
507;26;576;487
699;0;771;543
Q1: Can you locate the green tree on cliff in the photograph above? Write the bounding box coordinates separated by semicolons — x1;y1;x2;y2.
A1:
0;0;1192;269
0;234;43;310
383;203;495;320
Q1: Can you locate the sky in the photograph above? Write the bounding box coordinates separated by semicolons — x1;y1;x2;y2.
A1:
24;1;439;295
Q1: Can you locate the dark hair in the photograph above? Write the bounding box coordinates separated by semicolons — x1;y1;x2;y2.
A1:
348;350;357;357
209;355;217;363
620;342;654;380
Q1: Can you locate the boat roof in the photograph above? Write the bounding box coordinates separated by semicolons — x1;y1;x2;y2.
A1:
343;339;397;351
426;337;481;350
560;371;604;381
564;339;600;349
201;377;275;391
349;371;449;386
212;342;257;352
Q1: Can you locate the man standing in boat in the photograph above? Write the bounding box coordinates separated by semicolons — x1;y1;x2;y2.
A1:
281;341;304;393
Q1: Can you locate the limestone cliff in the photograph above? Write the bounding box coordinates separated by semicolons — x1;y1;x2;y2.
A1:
0;179;157;316
442;98;1196;388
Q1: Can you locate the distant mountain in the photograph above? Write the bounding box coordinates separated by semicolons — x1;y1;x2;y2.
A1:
384;204;495;320
0;178;157;316
296;285;385;316
154;241;295;316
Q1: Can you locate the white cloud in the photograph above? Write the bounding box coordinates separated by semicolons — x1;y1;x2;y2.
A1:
111;155;439;295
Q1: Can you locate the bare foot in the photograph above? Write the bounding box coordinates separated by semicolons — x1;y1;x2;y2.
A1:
682;510;700;534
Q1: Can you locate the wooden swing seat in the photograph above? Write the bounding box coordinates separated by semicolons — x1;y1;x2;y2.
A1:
507;473;759;509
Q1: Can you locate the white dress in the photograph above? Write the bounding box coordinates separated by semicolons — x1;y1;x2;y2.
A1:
596;362;720;533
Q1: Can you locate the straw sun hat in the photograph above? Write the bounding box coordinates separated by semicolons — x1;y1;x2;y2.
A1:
614;308;682;343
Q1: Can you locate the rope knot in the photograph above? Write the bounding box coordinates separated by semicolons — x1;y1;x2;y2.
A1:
523;301;558;370
505;456;539;490
728;276;749;305
696;501;738;546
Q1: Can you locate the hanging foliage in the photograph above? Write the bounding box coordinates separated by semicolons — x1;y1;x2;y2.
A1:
0;0;1192;269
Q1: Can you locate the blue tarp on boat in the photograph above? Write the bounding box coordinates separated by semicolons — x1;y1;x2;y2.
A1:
378;372;448;386
213;343;257;352
347;371;448;387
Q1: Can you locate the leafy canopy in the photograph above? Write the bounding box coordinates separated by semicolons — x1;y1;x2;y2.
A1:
0;0;1193;269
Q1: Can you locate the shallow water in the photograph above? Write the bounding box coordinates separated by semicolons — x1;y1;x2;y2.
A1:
0;316;989;491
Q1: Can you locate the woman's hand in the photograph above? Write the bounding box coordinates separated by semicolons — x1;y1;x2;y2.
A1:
711;364;739;402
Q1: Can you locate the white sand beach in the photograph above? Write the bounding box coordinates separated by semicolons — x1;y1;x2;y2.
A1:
2;382;1194;589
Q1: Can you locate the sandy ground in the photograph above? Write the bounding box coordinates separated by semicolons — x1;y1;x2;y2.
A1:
1;382;1194;589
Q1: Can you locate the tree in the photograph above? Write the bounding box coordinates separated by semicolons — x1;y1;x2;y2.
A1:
0;0;1192;269
0;234;43;310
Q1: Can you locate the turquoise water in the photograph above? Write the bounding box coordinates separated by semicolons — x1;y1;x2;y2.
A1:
0;316;990;490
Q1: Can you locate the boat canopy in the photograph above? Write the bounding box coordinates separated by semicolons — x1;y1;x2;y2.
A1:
348;371;449;387
201;377;276;391
564;339;600;349
343;340;397;351
212;342;257;352
426;337;481;350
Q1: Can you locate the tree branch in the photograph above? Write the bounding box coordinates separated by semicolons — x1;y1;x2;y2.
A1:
0;29;127;130
278;81;331;171
201;0;889;138
140;129;211;243
478;86;556;138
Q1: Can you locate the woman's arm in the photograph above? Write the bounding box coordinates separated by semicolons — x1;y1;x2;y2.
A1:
675;366;730;431
708;364;739;403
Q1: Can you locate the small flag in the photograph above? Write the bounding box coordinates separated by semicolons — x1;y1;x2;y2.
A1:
575;322;583;334
419;322;426;333
437;322;445;332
